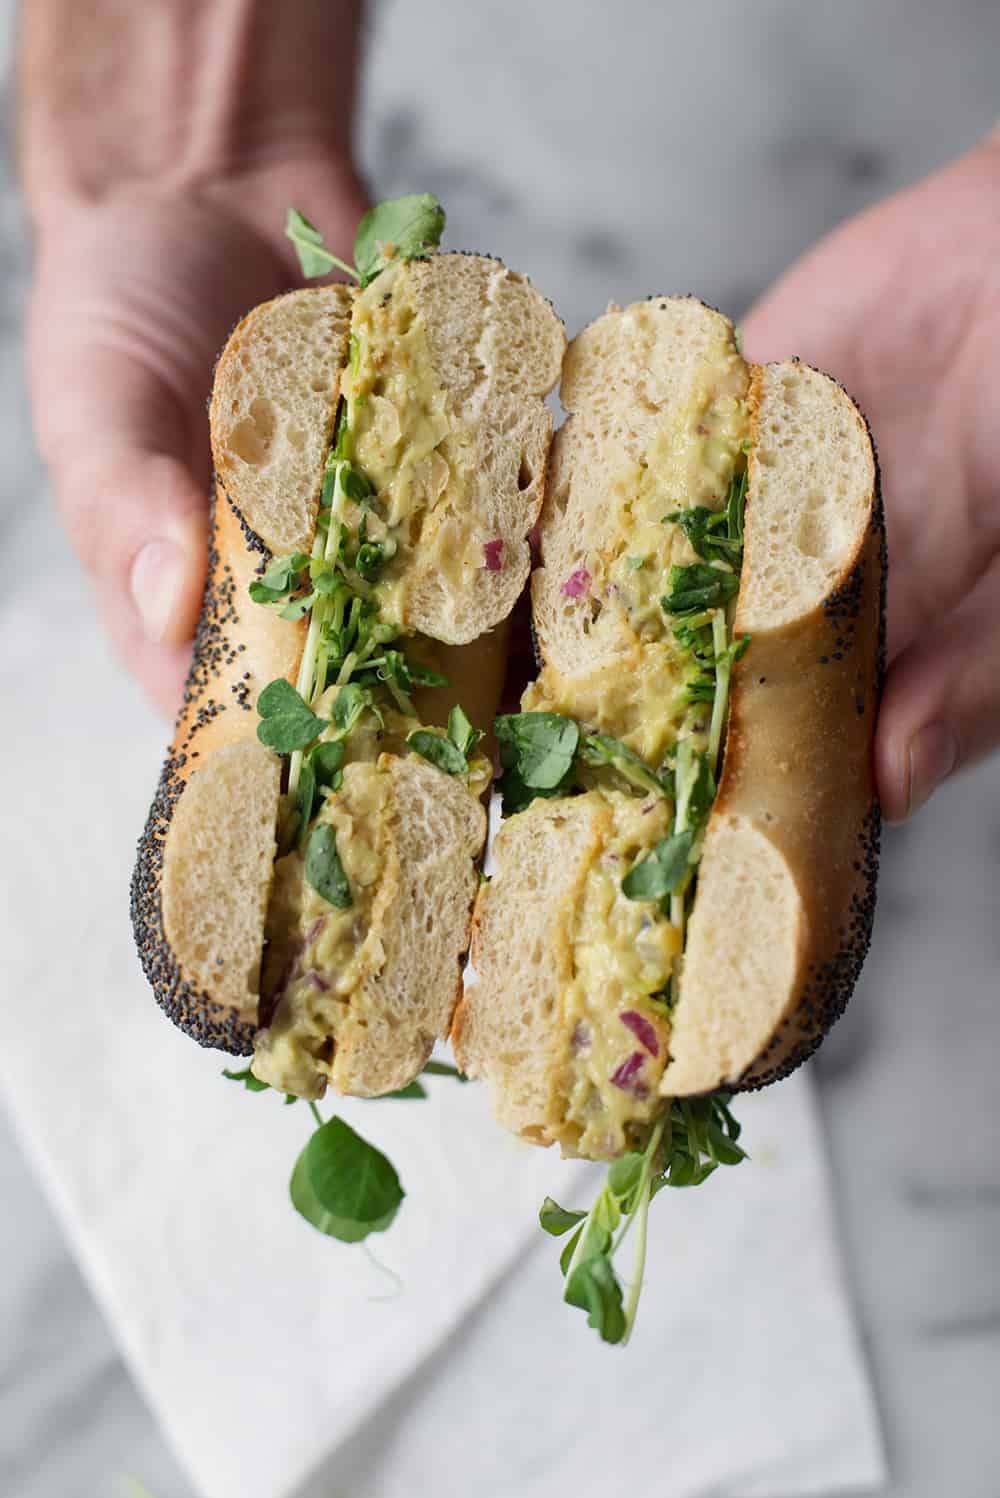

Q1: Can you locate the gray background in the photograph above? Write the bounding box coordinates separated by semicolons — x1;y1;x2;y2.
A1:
2;1;999;1494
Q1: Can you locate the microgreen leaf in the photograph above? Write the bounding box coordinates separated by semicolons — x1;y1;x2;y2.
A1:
330;682;370;739
539;1198;587;1236
606;1151;645;1203
407;729;467;776
724;467;748;545
705;1122;747;1165
579;733;668;798
681;667;715;705
354;193;446;287
373;651;449;701
664;468;748;564
401;657;450;690
278;591;318;622
222;1067;270;1093
676;741;717;830
290;1117;404;1242
379;1080;428;1101
341;465;375;505
256;679;328;753
621;830;695;902
495;712;579;793
355;541;389;583
664;506;738;563
310;560;344;598
329;402;351;464
564;1255;626;1344
248;552;310;605
304;824;352;908
294;758;317;847
285;208;358;281
421;1060;469;1082
661;562;739;616
559;1224;584;1276
447;704;481;759
310;740;345;796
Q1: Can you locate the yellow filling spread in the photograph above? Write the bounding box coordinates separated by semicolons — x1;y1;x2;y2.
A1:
557;791;681;1159
253;762;391;1099
344;260;484;626
524;333;749;766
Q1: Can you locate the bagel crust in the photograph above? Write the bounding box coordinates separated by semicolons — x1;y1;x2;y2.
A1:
130;490;305;1052
133;285;352;1050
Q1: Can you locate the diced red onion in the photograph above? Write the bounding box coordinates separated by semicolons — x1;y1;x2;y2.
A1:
305;916;327;944
303;971;331;992
528;523;542;553
610;1051;649;1096
560;567;591;599
483;538;504;572
620;1010;659;1057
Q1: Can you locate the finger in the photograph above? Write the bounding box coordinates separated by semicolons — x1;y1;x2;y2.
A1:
876;553;1000;820
70;438;208;718
27;197;297;712
87;444;210;716
28;311;209;715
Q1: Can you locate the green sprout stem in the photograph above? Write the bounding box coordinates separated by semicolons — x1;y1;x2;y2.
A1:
325;253;360;282
620;1116;666;1343
308;1099;324;1130
562;1197;598;1284
289;464;349;797
707;607;732;769
668;602;736;969
669;740;695;937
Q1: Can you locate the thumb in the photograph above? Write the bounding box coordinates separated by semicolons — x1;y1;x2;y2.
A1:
29;320;209;714
876;556;1000;820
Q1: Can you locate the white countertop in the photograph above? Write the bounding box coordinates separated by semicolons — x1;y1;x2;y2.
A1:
2;1;999;1493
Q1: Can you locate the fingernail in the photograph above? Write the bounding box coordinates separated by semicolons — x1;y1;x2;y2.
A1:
906;722;959;816
131;538;186;644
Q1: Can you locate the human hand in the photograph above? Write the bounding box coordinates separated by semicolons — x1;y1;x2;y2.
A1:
20;0;366;716
742;130;1000;820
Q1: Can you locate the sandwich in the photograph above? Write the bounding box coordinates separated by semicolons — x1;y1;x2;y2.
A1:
131;195;565;1102
452;296;883;1338
131;207;884;1338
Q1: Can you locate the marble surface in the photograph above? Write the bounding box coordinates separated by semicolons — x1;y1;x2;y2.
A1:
2;0;1000;1493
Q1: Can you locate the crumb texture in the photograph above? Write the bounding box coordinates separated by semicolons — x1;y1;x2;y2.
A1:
454;794;605;1141
161;741;281;1025
332;755;487;1096
739;361;876;631
211;285;353;554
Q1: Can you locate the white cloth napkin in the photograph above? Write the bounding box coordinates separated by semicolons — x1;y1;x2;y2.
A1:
0;532;885;1498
